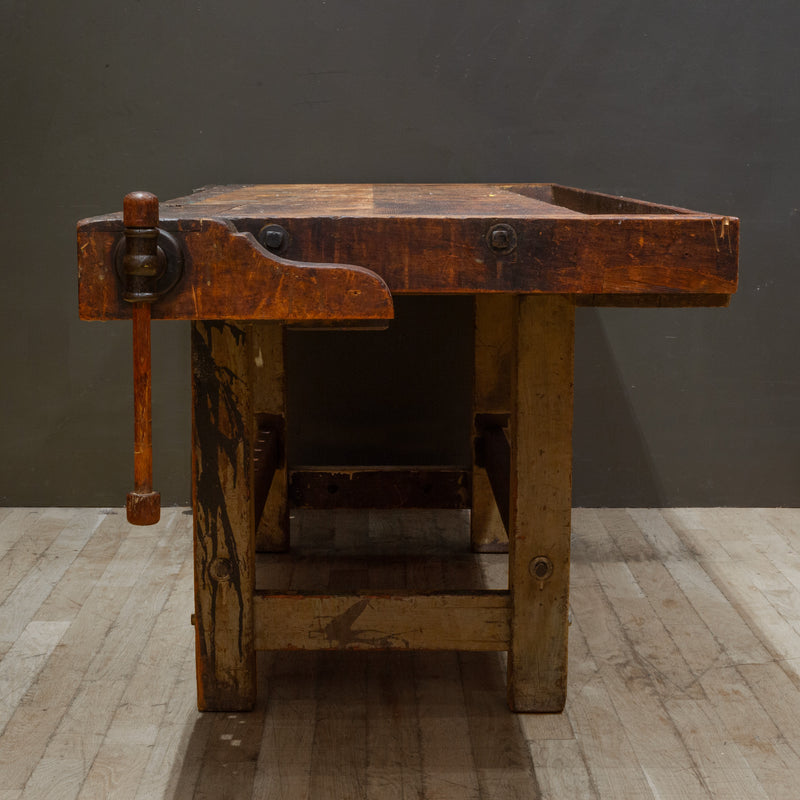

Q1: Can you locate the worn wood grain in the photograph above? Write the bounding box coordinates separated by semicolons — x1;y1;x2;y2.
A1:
571;553;711;796
253;427;279;532
0;510;104;649
476;424;511;537
416;652;481;800
0;621;70;738
309;651;369;800
574;292;731;307
4;508;800;797
79;217;394;322
0;510;70;606
664;698;769;799
251;537;326;800
544;183;700;215
471;294;513;552
460;651;541;799
76;183;739;722
77;184;738;320
0;513;156;790
252;322;289;554
251;652;317;800
655;509;782;664
507;295;574;712
192;709;264;800
132;616;199;799
290;467;470;510
528;739;598;800
12;511;184;798
254;592;510;651
191;321;256;710
79;552;194;798
364;651;424;800
32;511;128;626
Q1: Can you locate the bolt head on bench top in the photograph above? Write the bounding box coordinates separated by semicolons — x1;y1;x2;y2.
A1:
77;183;738;321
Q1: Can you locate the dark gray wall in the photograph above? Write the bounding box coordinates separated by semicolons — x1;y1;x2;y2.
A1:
2;1;797;506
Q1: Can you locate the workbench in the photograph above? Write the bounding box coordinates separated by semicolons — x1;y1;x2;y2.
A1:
77;184;738;712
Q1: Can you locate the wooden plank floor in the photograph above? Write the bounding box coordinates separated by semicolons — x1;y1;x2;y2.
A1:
1;507;799;799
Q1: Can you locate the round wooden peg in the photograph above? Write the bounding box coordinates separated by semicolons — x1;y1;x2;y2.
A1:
123;191;159;228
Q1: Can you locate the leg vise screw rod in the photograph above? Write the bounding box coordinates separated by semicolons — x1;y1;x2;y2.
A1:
122;191;161;525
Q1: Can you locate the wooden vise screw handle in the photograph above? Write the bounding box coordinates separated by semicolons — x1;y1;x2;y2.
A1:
123;191;161;525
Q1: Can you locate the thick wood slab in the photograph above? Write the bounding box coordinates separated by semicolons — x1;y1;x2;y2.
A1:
77;184;738;319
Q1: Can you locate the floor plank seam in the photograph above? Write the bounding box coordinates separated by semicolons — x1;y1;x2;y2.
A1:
4;508;800;799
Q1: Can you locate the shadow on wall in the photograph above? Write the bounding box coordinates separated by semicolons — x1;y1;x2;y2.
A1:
573;307;663;507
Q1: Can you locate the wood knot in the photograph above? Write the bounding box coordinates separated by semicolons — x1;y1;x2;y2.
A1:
210;558;233;582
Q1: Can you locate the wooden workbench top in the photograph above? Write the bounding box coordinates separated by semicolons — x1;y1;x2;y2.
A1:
78;184;738;320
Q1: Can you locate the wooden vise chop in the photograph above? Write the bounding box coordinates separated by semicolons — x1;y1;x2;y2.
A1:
81;190;394;524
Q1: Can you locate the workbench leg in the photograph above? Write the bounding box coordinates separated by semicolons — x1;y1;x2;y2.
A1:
252;322;290;553
191;321;257;711
471;294;513;553
507;295;574;712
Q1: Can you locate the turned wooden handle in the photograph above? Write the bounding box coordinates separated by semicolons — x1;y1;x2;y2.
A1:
124;192;160;525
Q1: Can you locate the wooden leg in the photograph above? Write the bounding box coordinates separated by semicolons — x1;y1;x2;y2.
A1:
252;322;290;553
191;321;256;711
507;295;575;712
471;294;513;553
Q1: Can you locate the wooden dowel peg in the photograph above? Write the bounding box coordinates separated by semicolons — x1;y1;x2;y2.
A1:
123;191;161;525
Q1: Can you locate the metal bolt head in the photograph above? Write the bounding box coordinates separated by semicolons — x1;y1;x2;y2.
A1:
487;223;517;254
265;229;284;248
491;228;510;249
258;224;289;253
529;556;554;581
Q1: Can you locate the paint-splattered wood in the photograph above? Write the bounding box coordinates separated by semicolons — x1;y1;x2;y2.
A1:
254;592;511;651
191;321;256;711
77;184;738;320
508;295;575;712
